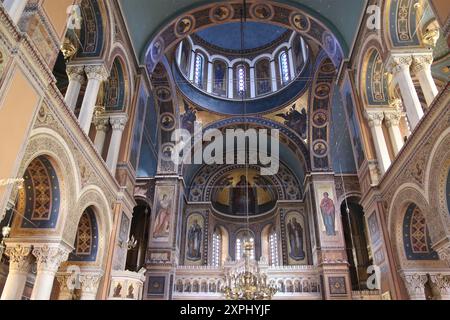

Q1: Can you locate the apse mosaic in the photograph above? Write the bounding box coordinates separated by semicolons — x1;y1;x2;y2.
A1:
16;156;60;229
402;204;439;261
69;208;99;262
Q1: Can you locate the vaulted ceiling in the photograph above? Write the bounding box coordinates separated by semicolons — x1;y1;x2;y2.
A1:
118;0;368;63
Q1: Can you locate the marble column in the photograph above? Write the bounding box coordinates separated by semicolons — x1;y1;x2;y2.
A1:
93;115;110;155
401;273;427;300
3;0;28;24
430;274;450;300
78;65;109;134
384;109;405;155
31;244;71;300
365;111;391;174
412;54;438;107
79;272;103;300
106;113;128;173
270;60;278;92
1;244;32;300
65;66;85;111
387;55;423;130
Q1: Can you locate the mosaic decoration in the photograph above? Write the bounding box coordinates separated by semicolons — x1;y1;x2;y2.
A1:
147;276;166;296
105;59;126;111
210;4;234;23
184;213;205;265
368;211;381;245
69;208;99;262
17;156;60;229
328;277;347;295
144;1;344;72
160;113;176;131
403;204;439;260
365;49;389;106
389;0;420;47
77;0;104;57
309;54;335;171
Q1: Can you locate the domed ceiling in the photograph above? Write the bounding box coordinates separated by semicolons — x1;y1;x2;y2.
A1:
118;0;368;62
194;22;289;51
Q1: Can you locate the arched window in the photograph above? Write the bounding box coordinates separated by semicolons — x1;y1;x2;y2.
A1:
237;64;246;96
269;231;279;266
194;53;204;88
212;230;222;267
236;236;255;261
279;51;290;85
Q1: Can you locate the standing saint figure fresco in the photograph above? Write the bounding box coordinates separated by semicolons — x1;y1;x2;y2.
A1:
287;217;305;260
320;192;336;236
187;219;202;261
153;194;171;238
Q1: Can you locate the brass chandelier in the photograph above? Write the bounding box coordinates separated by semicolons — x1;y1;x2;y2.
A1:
223;241;277;300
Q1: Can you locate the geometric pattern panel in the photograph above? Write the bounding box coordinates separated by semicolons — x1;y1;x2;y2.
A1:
403;203;439;261
18;156;61;229
69;207;99;262
105;59;126;111
77;0;104;58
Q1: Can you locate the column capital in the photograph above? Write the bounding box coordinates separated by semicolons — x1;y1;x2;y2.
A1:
32;244;71;273
436;244;450;268
365;110;385;127
110;113;128;131
384;110;405;128
386;54;413;75
79;272;103;296
93;115;110;132
5;244;32;273
429;274;450;297
85;64;109;82
412;53;434;74
400;272;427;299
66;65;85;83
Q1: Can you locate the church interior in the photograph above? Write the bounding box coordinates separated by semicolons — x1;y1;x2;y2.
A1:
0;0;449;301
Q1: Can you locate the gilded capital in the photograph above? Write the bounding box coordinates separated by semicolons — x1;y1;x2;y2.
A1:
412;54;433;74
5;244;32;273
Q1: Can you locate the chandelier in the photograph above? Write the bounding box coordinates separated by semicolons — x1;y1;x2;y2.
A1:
224;241;277;300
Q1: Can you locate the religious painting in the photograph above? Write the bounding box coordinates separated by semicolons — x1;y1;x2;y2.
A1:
185;213;204;265
285;211;307;265
152;186;175;242
368;212;381;245
276;105;308;139
147;276;166;297
314;184;338;237
256;59;271;96
212;60;227;97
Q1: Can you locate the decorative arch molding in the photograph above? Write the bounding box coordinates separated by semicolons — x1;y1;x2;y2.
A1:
424;128;450;239
68;186;113;268
105;57;127;112
388;184;446;269
68;207;99;263
144;1;345;73
76;0;111;59
10;130;79;238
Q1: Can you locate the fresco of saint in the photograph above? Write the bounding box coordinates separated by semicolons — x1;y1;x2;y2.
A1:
320;192;336;236
153;194;171;238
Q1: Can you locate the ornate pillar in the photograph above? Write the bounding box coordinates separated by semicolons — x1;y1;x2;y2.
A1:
2;0;28;24
412;53;438;107
93;115;110;155
106;113;128;173
64;66;85;111
79;272;103;300
430;274;450;300
365;111;391;174
387;55;423;130
228;67;234;98
0;244;32;300
401;273;427;300
249;67;256;98
384;109;405;155
206;61;213;93
31;244;71;300
78;65;109;134
270;59;278;92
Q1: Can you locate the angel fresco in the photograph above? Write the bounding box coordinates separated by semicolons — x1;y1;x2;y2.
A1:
181;100;197;133
276;105;308;139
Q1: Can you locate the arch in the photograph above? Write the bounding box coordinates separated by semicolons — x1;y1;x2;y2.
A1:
360;47;390;106
68;207;99;262
388;184;445;269
108;42;135;109
104;57;128;112
255;58;272;96
10;129;79;238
